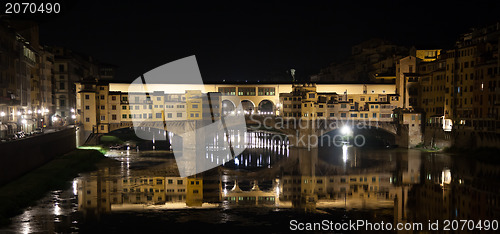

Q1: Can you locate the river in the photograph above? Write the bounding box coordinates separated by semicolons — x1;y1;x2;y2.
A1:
1;131;499;233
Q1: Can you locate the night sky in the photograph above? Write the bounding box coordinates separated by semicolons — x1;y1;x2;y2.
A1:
32;0;500;82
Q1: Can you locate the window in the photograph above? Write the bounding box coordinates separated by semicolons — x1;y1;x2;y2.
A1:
85;94;90;100
111;96;116;101
100;116;105;121
60;99;65;107
167;113;172;118
100;95;105;100
237;87;256;96
177;113;182;117
341;113;346;117
59;82;64;90
100;125;104;130
122;97;128;101
122;106;127;110
350;113;357;117
258;87;275;96
111;114;117;120
112;105;116;110
218;87;236;96
177;180;183;185
101;105;105;110
192;104;198;109
373;113;377;118
329;113;334;117
157;97;161;101
122;114;127;119
156;113;162;118
85;105;90;110
85;117;90;122
59;64;64;72
148;113;152;119
309;93;315;98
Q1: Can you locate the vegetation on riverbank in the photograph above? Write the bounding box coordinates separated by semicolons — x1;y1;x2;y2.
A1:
0;149;107;226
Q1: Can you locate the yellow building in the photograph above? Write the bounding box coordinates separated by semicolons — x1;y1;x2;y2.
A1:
279;83;398;122
186;178;203;207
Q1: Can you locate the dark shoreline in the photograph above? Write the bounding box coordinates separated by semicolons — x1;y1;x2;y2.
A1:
0;149;108;226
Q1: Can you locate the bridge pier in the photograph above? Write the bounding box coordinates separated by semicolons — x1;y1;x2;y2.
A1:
287;127;320;149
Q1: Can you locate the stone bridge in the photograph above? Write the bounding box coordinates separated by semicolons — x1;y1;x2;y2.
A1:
106;115;400;149
245;116;399;148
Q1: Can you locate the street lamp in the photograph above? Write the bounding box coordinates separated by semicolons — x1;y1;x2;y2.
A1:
340;125;352;135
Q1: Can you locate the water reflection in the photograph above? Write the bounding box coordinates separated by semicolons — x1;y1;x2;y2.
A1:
3;131;500;233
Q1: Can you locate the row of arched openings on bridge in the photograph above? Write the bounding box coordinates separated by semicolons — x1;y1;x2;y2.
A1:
222;100;274;115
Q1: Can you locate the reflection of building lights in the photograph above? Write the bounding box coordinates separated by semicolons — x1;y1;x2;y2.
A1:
441;169;451;186
342;144;348;162
0;112;5;117
72;179;78;196
27;110;32;114
54;203;61;216
37;109;42;114
71;108;75;113
17;111;21;116
21;119;27;124
71;115;76;119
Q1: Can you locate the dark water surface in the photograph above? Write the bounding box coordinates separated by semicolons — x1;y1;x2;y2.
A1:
1;131;499;233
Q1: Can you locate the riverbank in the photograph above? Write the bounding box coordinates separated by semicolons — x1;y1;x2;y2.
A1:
0;149;107;226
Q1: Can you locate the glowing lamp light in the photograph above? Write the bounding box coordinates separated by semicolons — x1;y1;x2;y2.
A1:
0;112;5;117
340;125;352;135
71;108;75;113
27;110;32;114
21;119;27;124
37;109;42;114
71;115;76;119
17;111;21;116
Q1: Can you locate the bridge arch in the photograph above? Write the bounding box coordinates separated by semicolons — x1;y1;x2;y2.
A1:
258;99;274;114
221;99;236;115
240;100;256;114
318;122;397;147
